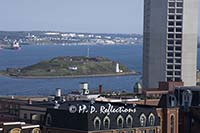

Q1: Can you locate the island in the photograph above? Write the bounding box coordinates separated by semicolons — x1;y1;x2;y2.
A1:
0;56;137;78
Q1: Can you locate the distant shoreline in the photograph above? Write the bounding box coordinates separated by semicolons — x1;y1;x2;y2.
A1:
21;42;141;46
0;72;139;79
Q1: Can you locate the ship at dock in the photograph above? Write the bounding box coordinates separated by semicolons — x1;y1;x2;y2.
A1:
0;40;21;50
11;40;21;49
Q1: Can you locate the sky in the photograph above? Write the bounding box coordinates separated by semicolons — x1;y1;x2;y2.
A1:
0;0;199;35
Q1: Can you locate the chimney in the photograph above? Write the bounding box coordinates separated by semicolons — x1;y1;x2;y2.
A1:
28;99;32;105
159;81;184;91
99;85;103;94
56;88;62;97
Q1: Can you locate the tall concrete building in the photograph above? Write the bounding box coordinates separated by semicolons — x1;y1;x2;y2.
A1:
143;0;199;88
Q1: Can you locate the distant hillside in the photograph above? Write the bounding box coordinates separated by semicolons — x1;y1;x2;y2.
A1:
1;56;136;78
0;31;143;45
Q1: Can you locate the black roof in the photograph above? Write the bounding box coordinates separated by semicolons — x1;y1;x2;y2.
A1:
46;100;160;131
23;101;56;108
175;86;200;91
158;94;177;108
58;100;157;111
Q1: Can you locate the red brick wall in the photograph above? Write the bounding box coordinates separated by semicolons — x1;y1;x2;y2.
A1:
157;108;179;133
159;82;183;91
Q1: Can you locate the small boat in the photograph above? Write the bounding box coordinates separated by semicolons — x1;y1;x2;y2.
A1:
11;40;21;49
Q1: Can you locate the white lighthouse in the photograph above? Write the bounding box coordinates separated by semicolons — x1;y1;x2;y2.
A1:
116;63;120;73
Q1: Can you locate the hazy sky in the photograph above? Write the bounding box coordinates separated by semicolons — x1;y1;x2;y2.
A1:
0;0;199;34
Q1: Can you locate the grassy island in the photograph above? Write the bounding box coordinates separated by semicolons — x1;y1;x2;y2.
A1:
1;56;136;78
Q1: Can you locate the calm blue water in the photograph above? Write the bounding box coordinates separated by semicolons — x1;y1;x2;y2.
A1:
0;44;143;96
0;45;199;96
0;45;142;72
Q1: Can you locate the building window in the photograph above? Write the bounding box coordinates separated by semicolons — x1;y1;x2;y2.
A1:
175;53;181;57
176;2;183;7
175;59;181;63
167;59;173;63
94;116;101;130
168;15;175;20
182;90;192;107
140;113;147;127
175;71;181;76
167;71;173;76
148;113;155;126
168;40;174;44
176;15;182;20
32;128;40;133
168;46;174;51
103;116;110;129
45;113;52;126
176;9;183;14
170;96;177;107
168;28;174;32
167;77;173;81
176;22;182;26
24;113;27;119
167;53;173;57
118;131;125;133
167;65;173;69
168;21;174;26
149;130;155;133
175;40;181;45
175;65;181;69
176;34;182;39
175;78;181;82
169;9;175;13
126;114;133;128
176;28;182;32
170;115;175;133
168;34;174;39
175;46;181;51
140;130;146;133
9;128;21;133
117;115;124;128
169;2;175;7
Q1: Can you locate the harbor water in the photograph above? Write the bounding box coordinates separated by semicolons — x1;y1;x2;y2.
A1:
0;44;199;96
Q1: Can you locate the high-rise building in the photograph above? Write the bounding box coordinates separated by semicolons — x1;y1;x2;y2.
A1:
143;0;199;88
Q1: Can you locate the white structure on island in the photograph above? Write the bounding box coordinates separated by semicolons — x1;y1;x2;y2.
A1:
68;66;78;71
116;63;123;73
116;63;120;73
